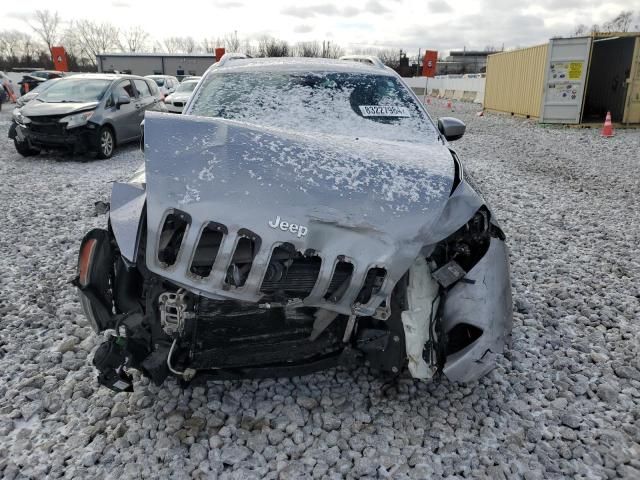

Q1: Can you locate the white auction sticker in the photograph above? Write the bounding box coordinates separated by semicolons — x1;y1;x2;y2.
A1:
359;105;410;117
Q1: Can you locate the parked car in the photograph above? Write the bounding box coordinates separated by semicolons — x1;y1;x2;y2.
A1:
164;79;199;113
76;55;512;392
145;75;179;98
18;70;65;95
8;73;166;159
15;77;62;107
180;75;201;83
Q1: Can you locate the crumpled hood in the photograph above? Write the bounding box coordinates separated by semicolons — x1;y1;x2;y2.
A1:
143;112;455;313
22;100;99;117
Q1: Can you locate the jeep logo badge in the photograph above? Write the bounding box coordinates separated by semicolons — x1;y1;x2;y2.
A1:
268;216;308;238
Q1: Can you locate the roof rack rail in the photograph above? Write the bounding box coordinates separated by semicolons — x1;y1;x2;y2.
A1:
339;55;386;69
217;53;249;67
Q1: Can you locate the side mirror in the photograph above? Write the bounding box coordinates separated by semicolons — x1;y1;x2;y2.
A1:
116;95;131;108
437;117;466;141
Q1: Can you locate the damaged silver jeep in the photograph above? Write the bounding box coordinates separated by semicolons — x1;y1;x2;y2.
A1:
75;55;512;392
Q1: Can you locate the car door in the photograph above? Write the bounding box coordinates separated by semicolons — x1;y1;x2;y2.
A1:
107;80;139;142
133;79;156;122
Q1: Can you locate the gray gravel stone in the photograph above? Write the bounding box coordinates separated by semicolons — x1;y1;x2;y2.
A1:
296;396;319;411
322;412;341;431
220;445;251;465
597;384;619;403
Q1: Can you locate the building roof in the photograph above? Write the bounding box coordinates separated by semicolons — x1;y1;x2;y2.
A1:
97;52;216;58
448;51;492;57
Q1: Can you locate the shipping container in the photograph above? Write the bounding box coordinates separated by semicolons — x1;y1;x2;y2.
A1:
484;44;548;119
484;33;640;125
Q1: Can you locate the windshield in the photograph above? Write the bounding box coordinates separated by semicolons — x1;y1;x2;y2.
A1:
30;78;60;94
38;78;111;103
189;71;438;143
176;81;197;93
152;78;165;86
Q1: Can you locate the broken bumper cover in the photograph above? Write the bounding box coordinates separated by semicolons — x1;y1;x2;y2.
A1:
10;122;99;152
441;236;513;383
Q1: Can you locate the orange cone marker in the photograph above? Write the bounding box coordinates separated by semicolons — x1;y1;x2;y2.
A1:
601;111;614;137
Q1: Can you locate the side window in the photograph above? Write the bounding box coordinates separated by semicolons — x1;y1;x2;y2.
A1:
107;80;134;108
147;80;159;96
113;80;135;100
134;79;151;98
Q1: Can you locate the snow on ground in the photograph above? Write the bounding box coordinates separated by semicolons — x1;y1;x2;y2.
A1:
1;102;639;479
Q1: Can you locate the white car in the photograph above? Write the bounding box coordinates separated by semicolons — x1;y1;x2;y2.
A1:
180;76;201;83
145;75;179;98
164;79;199;113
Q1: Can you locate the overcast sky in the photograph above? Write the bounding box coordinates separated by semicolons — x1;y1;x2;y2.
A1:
3;0;638;55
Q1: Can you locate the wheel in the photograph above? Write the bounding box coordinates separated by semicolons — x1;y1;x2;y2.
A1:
96;127;115;159
13;139;40;157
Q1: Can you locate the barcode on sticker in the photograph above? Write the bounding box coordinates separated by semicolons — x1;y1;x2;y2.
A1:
359;105;410;117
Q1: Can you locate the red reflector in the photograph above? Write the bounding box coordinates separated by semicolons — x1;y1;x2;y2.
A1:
78;239;97;287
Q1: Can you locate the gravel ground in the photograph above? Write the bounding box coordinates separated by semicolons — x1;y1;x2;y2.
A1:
1;102;639;480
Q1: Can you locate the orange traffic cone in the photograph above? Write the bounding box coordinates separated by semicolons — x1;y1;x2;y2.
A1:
446;100;452;110
426;97;431;105
601;111;614;137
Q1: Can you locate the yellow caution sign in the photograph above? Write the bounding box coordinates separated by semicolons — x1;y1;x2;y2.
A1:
568;62;583;80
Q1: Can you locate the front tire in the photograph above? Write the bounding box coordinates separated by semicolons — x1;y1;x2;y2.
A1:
96;127;115;159
14;139;40;157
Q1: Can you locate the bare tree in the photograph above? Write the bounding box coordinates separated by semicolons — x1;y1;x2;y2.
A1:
28;10;60;60
120;26;149;52
163;37;180;53
324;42;344;59
241;38;255;57
602;10;634;32
572;24;589;36
163;36;196;53
257;36;290;57
0;30;27;59
376;49;401;69
182;36;196;53
294;41;321;57
224;31;241;52
73;20;120;66
201;37;218;54
572;10;636;35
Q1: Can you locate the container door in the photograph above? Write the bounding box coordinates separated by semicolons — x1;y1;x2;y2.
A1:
623;37;640;124
540;37;592;124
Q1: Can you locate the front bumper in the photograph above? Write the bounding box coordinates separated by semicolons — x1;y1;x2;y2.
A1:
441;236;513;382
10;122;99;152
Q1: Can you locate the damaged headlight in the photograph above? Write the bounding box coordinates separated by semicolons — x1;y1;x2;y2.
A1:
60;110;94;129
12;108;29;125
429;209;493;288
